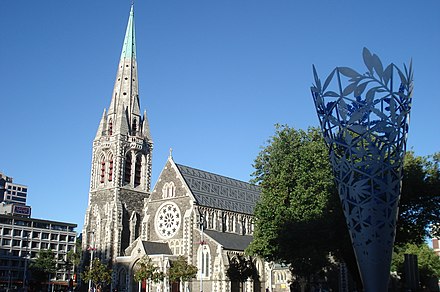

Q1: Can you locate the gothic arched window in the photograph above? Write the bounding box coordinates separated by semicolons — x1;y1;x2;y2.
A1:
108;118;113;136
134;155;142;187
132;119;137;135
198;245;210;278
124;153;132;184
241;217;247;235
162;182;176;199
100;158;105;184
108;155;113;182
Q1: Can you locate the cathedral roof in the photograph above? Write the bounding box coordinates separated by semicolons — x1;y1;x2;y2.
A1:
204;230;253;251
142;241;172;255
175;164;260;215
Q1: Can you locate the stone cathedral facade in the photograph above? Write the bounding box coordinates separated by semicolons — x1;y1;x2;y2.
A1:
83;5;291;292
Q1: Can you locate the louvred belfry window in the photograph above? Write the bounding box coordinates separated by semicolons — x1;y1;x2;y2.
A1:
134;156;141;187
124;153;132;184
100;160;105;183
132;119;137;135
108;159;113;182
108;119;113;135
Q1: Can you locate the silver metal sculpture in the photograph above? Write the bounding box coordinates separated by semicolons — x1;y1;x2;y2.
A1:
311;48;413;292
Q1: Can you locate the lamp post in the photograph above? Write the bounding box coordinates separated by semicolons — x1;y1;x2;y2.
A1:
88;232;96;292
23;232;29;292
198;212;205;292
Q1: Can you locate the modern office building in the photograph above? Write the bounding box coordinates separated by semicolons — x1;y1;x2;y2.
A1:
0;214;77;289
0;172;28;206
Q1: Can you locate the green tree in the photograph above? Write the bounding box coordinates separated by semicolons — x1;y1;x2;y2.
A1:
168;256;198;290
63;236;81;286
134;256;165;290
396;152;440;245
67;237;82;269
82;258;112;290
247;125;342;287
391;243;440;288
29;249;57;290
226;254;257;292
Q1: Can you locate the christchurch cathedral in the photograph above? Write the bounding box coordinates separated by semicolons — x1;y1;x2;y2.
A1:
82;5;290;292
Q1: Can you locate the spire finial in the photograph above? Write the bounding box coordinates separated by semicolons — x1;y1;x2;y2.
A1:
169;148;173;158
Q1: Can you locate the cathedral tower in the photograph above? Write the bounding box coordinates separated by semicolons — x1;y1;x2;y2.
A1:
83;5;152;263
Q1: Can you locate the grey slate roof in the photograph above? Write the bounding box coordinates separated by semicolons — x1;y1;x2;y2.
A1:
142;241;172;255
176;164;260;215
204;230;253;251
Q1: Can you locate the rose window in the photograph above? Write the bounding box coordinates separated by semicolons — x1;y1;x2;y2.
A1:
155;203;181;239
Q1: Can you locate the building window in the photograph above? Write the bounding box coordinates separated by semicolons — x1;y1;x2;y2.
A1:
169;239;182;255
198;245;210;278
132;119;137;134
108;118;113;135
100;159;105;183
242;218;247;235
108;158;113;182
162;182;175;199
134;156;141;187
230;216;235;232
124;153;132;184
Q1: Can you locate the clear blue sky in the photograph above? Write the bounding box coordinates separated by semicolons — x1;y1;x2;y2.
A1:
1;0;439;231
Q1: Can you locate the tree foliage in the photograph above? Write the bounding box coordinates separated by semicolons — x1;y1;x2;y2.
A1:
67;236;82;269
247;125;341;278
29;249;57;287
82;258;112;289
226;254;256;282
396;152;440;245
134;256;165;283
391;243;440;287
167;256;198;283
62;236;81;280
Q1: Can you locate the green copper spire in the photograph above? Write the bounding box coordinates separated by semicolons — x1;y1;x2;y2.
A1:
120;5;136;60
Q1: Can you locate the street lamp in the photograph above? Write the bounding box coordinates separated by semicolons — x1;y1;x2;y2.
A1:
198;212;205;292
22;232;29;292
87;232;96;292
